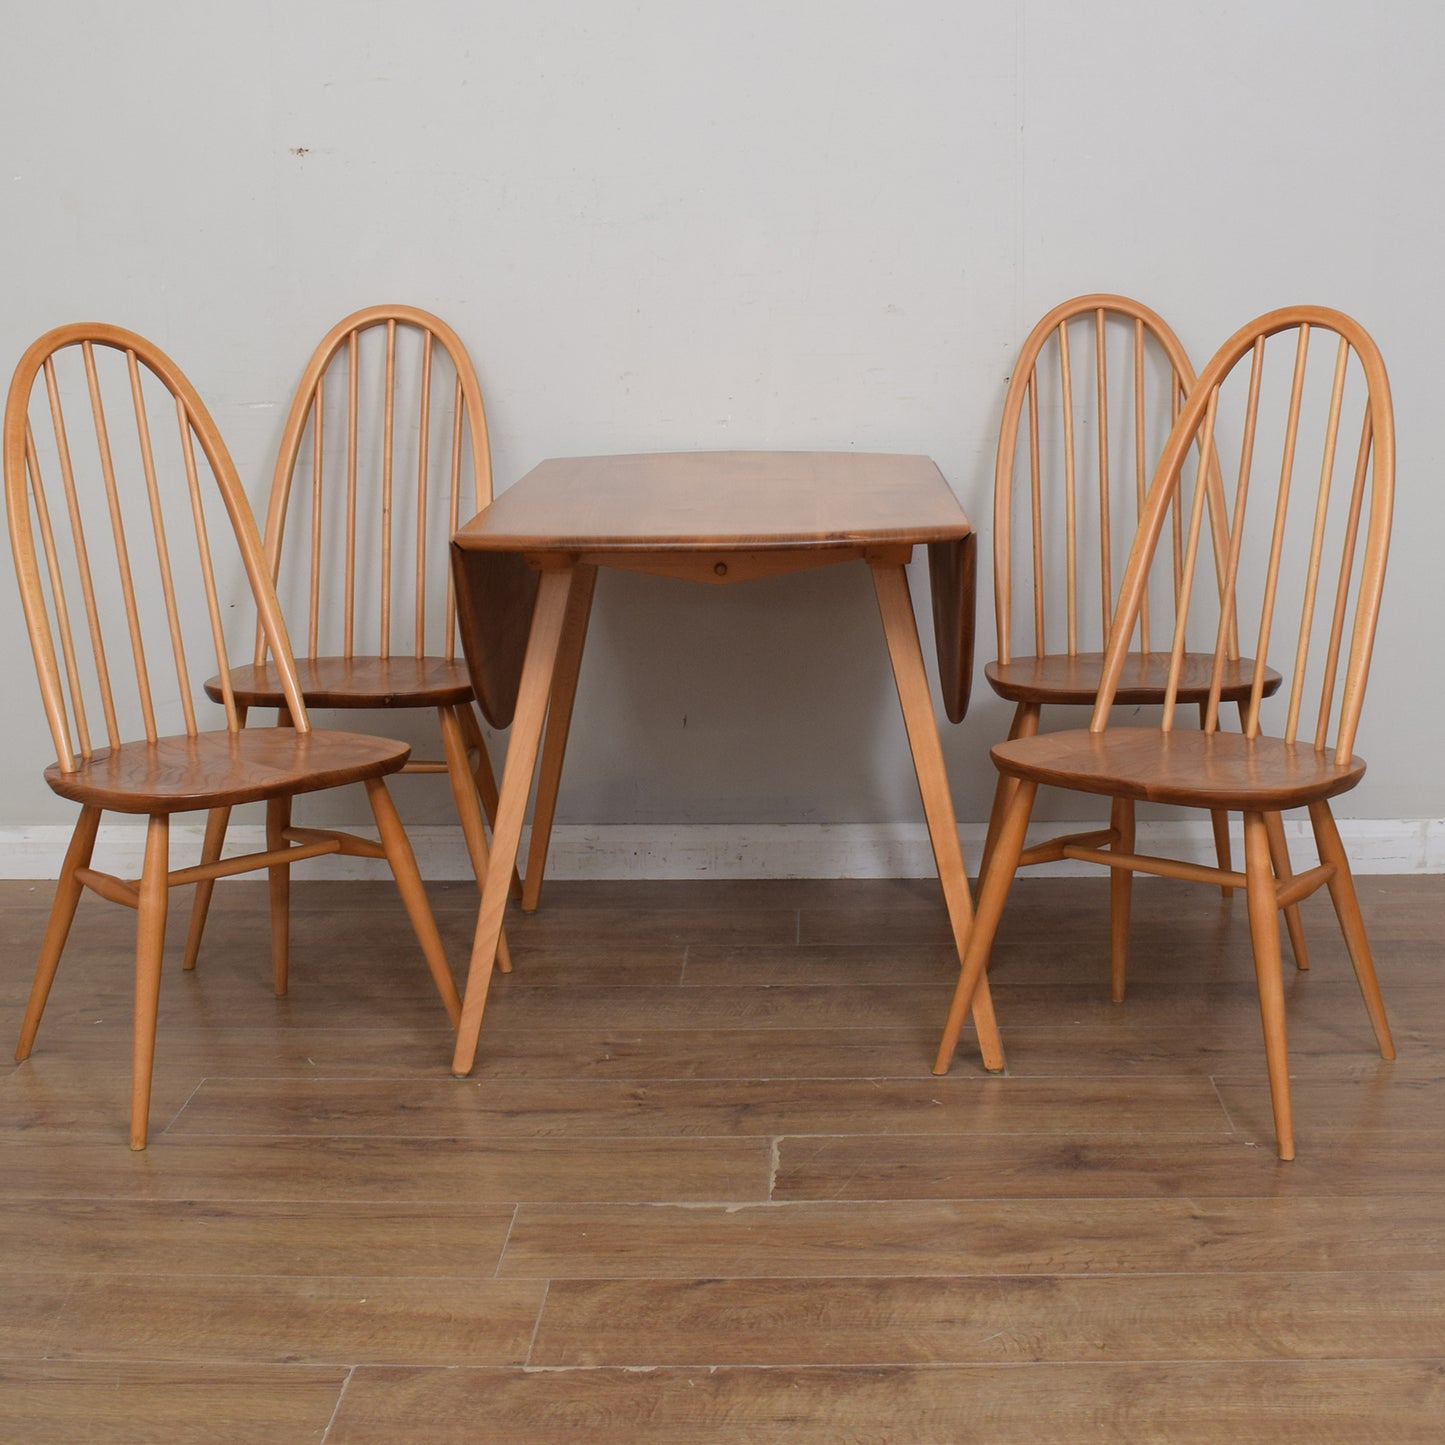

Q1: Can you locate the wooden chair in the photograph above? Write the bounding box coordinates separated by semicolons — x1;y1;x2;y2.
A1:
936;305;1396;1160
4;323;462;1148
983;294;1308;1002
182;305;513;973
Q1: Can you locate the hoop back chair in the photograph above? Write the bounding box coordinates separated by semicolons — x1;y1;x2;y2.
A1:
5;324;461;1148
937;305;1396;1160
984;295;1307;997
184;305;512;972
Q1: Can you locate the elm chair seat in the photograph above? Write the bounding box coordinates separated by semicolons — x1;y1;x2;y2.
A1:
210;656;476;710
990;727;1366;812
985;652;1282;707
44;729;411;813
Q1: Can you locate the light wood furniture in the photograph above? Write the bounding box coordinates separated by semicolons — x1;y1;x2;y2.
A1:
183;305;513;974
935;306;1397;1160
486;457;977;917
984;294;1306;996
448;449;994;1074
4;323;461;1147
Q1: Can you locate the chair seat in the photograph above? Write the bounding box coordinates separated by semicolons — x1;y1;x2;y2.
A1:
985;651;1281;706
207;656;476;709
991;726;1365;811
44;728;411;814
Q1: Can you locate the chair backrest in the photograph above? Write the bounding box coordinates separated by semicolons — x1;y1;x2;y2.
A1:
5;324;314;772
7;325;313;780
994;294;1234;663
1094;306;1394;764
258;305;492;667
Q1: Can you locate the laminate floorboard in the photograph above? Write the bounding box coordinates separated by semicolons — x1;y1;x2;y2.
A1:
325;1361;1445;1443
2;873;1442;1441
170;1073;1233;1138
0;1360;347;1444
527;1271;1445;1365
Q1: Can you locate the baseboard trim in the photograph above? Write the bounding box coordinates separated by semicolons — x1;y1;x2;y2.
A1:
1;818;1442;881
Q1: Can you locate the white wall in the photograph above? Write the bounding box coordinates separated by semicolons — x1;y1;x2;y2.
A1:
2;1;1441;850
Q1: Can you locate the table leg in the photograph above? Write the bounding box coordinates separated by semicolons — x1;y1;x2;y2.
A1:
451;564;574;1076
521;562;598;912
870;558;1003;1070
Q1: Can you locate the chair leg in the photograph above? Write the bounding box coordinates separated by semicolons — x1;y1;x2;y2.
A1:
978;702;1038;885
182;805;231;971
1208;811;1234;898
438;704;513;974
1265;811;1311;972
934;778;1036;1074
266;795;291;997
521;562;598;913
366;776;462;1027
16;805;102;1062
1242;810;1295;1162
180;705;246;970
1109;796;1135;1004
458;703;522;902
1308;799;1394;1059
130;814;170;1151
1204;702;1232;898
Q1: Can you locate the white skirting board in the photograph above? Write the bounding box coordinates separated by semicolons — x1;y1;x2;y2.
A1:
1;818;1443;881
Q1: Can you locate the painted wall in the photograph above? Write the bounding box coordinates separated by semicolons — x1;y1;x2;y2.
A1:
2;1;1439;840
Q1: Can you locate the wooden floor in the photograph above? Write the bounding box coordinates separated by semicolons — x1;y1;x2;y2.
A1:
2;871;1443;1442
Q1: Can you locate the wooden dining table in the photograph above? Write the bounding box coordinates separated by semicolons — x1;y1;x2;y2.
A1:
447;449;1001;1075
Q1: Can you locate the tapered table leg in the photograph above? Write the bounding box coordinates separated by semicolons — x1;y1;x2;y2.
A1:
522;563;598;912
871;557;1002;1069
451;564;574;1075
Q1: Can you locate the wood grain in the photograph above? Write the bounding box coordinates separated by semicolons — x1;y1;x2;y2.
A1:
530;1270;1445;1365
0;1199;518;1277
452;451;971;553
989;725;1367;812
2;874;1441;1439
167;1073;1232;1139
0;1361;347;1444
326;1362;1445;1444
39;1274;545;1365
926;531;976;723
986;650;1280;706
449;543;538;729
210;656;475;709
772;1131;1445;1199
0;1134;770;1204
498;1196;1445;1278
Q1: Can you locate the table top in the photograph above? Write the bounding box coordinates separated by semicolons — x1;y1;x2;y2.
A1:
453;450;972;553
450;448;975;729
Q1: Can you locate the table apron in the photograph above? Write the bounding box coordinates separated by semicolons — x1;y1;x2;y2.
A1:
534;543;911;585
